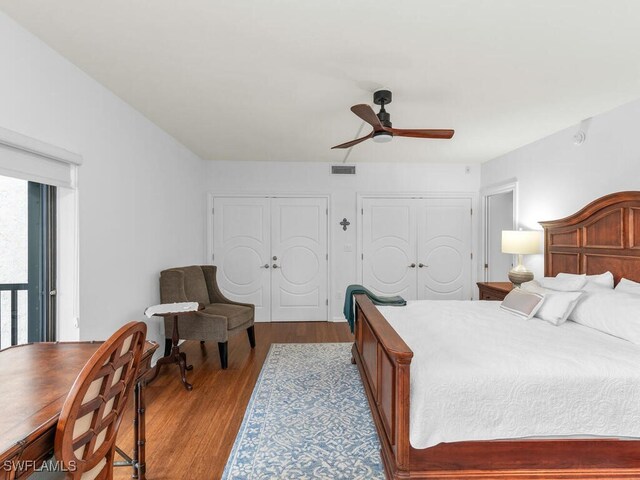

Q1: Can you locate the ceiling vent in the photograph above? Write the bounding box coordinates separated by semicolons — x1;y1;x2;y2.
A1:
331;165;356;175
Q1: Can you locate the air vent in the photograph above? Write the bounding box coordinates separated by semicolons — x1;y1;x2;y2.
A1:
331;165;356;175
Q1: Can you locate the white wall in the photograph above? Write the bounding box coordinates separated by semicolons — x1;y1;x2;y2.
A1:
205;161;481;319
481;98;640;278
0;11;206;348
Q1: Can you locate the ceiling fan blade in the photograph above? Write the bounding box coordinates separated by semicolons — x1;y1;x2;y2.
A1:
389;128;455;139
331;131;373;149
350;104;384;130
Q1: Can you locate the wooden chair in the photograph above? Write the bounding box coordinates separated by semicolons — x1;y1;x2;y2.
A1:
45;322;147;479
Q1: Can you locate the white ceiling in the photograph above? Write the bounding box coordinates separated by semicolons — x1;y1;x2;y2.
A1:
2;1;640;163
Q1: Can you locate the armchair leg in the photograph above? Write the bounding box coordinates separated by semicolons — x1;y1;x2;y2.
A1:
164;338;172;357
247;326;256;348
218;342;228;369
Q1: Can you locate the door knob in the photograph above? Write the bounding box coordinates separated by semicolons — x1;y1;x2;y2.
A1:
262;264;270;269
409;263;416;268
418;263;427;268
272;255;278;261
272;264;280;269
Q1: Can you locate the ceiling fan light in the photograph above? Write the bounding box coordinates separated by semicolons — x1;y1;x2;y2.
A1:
372;131;393;143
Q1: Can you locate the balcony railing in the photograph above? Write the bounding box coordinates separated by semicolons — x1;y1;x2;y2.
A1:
0;283;28;347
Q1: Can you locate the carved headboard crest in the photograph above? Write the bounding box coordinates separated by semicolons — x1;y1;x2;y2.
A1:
539;191;640;284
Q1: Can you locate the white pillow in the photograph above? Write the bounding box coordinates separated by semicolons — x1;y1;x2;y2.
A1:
534;276;587;292
616;278;640;296
557;271;614;290
569;291;640;344
520;282;584;325
500;289;545;320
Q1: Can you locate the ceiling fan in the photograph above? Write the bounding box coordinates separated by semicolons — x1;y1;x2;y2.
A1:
331;90;454;149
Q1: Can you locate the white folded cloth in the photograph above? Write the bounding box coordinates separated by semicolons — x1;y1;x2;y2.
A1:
144;302;199;318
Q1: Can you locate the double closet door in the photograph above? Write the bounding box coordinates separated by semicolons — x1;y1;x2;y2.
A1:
213;196;328;322
362;197;472;300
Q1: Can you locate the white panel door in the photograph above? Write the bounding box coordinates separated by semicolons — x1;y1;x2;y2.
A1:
362;198;418;299
270;197;328;321
417;198;472;300
213;197;271;321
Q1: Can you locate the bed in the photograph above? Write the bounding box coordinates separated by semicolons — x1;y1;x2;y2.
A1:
352;191;640;479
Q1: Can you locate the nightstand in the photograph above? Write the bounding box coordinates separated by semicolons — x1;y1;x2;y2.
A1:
477;282;514;301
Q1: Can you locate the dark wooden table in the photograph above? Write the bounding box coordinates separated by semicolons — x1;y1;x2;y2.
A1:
0;341;158;480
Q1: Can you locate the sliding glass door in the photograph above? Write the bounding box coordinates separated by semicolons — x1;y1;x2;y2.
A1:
0;175;56;348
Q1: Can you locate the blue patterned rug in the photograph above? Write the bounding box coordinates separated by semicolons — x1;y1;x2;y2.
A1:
222;343;385;480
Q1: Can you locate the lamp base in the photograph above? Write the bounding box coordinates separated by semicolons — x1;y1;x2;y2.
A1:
508;269;534;287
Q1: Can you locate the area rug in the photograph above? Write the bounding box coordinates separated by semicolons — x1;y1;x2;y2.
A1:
222;343;385;480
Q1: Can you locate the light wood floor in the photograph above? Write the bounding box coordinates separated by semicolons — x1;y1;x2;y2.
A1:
114;322;353;480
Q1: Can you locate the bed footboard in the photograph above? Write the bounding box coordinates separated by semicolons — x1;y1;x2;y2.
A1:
352;294;413;479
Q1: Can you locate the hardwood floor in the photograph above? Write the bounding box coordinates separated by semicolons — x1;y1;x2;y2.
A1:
114;321;353;480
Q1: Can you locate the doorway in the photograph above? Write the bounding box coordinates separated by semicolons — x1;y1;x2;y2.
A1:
360;196;473;300
0;175;56;348
482;184;517;282
212;196;328;322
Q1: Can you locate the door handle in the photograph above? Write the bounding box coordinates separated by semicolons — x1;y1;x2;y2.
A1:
418;263;427;268
408;263;416;268
262;264;270;269
272;256;278;261
272;264;280;269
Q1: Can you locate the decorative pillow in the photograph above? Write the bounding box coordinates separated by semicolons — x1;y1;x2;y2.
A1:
569;291;640;344
520;282;584;325
557;271;614;290
615;278;640;296
500;289;545;320
528;276;587;292
535;291;584;326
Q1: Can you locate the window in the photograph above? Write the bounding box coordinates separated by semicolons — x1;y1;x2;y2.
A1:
0;175;56;348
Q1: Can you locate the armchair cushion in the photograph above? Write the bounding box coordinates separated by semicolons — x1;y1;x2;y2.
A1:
201;303;253;330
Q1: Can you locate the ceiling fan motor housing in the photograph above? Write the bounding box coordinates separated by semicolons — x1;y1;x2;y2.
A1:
374;90;393;128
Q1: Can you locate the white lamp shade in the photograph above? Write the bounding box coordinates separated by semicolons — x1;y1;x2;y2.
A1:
501;230;541;255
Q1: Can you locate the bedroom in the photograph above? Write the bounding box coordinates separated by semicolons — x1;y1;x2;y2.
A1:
1;1;640;479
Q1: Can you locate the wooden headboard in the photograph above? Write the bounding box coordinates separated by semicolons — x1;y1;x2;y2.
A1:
539;191;640;284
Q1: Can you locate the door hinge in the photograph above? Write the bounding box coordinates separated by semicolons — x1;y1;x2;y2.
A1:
212;207;214;215
470;208;473;215
326;299;329;306
470;252;473;260
361;253;364;260
326;253;328;260
361;208;364;215
326;208;328;215
484;263;489;269
212;253;215;261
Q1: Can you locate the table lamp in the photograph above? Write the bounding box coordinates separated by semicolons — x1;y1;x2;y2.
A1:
502;230;541;286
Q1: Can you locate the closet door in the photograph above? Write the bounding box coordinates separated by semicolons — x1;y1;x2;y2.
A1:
417;198;472;300
362;198;418;299
270;197;328;321
213;197;271;321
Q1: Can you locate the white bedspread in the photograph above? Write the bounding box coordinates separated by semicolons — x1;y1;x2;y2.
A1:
376;300;640;449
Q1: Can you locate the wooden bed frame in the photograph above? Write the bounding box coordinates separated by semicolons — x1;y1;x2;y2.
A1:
352;191;640;479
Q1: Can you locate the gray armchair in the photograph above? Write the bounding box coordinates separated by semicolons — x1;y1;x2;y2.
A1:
159;265;255;369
